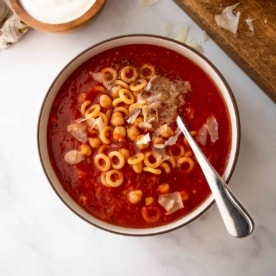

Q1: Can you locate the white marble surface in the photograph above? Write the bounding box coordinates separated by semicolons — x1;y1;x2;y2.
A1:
1;1;276;275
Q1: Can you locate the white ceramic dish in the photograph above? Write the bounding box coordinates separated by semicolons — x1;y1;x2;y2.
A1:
37;35;240;236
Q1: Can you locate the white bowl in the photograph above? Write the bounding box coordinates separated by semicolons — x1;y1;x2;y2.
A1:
38;35;240;236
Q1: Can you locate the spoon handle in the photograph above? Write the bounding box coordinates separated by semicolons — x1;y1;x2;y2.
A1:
176;116;254;238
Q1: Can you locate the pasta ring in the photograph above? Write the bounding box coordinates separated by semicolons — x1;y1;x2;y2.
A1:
80;100;92;116
112;97;124;107
166;156;176;168
99;125;113;144
108;151;126;169
115;79;129;88
119;88;135;105
97;144;110;154
160;162;171;174
167;144;185;158
100;172;110;187
144;152;162;169
177;157;194;173
139;64;155;80
113;106;129;116
101;67;117;84
129;79;147;92
120;66;138;83
94;153;111;172
141;205;161;223
105;170;124;187
127;153;144;165
143;167;161;175
96;112;108;126
85;104;101;119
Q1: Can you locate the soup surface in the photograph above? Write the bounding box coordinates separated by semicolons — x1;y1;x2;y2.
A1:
47;44;231;228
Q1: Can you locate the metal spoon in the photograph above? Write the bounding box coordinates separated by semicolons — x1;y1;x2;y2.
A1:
176;116;254;238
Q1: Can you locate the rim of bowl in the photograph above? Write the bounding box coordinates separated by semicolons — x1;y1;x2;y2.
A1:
9;0;106;32
37;34;241;236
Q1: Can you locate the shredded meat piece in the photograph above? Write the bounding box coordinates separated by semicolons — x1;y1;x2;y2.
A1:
143;76;190;125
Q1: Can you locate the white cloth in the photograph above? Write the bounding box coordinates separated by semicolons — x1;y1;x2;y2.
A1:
0;0;29;51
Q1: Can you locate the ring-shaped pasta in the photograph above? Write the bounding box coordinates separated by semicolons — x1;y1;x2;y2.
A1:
177;157;194;173
112;97;124;107
139;64;155;80
185;150;193;157
101;67;117;84
97;144;110;154
166;156;176;168
119;88;135;105
167;144;185;158
128;102;145;113
143;167;161;175
99;125;113;144
105;169;124;187
129;79;148;92
85;104;101;119
160;162;171;174
127;153;144;165
100;172;109;187
115;79;129;88
80;100;92;116
96;112;108;126
108;151;126;169
113;106;129;117
94;153;111;172
120;66;138;83
141;205;161;223
144;152;162;169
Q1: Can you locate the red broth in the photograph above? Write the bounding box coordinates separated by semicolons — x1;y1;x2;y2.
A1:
47;44;231;228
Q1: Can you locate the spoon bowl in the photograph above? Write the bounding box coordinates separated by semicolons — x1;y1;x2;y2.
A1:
176;116;254;237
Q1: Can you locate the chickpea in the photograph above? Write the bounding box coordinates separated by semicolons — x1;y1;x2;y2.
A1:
110;85;120;98
136;137;150;150
79;194;88;206
157;183;170;194
128;190;143;204
180;190;189;201
88;137;102;148
132;162;143;173
127;125;140;141
99;94;112;109
119;148;130;159
152;136;164;146
113;126;126;142
161;126;174;138
145;196;154;206
133;116;143;127
111;112;124;126
79;144;92;156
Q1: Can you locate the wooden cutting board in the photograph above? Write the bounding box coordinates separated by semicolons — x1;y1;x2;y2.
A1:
174;0;276;102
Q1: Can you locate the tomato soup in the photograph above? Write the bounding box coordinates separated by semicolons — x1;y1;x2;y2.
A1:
47;44;231;228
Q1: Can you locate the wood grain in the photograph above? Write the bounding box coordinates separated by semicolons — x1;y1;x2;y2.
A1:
174;0;276;102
